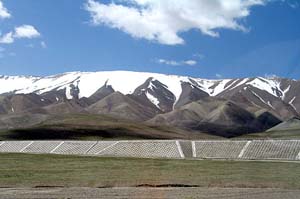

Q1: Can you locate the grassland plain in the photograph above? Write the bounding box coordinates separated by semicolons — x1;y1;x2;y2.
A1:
0;153;300;189
2;187;300;199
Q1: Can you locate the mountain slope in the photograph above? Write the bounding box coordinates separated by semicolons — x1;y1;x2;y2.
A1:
149;97;281;137
0;94;51;114
86;92;159;121
239;117;300;139
267;117;300;132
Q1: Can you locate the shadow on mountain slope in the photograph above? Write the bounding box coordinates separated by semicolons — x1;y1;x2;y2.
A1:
0;114;220;140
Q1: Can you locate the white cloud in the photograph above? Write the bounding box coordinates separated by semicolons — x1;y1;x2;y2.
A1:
216;74;222;78
40;41;47;48
85;0;267;45
0;25;40;44
277;0;299;8
0;0;10;19
288;2;299;8
26;43;34;48
264;74;278;79
0;32;14;44
0;2;42;46
158;59;181;66
183;60;197;66
193;53;205;59
158;59;198;66
14;25;40;39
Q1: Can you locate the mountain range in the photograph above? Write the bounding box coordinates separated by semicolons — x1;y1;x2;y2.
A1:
0;71;299;138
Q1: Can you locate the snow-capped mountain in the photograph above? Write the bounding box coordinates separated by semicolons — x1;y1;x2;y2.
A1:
1;71;215;100
1;70;299;137
0;71;299;116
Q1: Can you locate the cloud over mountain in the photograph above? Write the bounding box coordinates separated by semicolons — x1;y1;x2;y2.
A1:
85;0;267;45
157;59;197;66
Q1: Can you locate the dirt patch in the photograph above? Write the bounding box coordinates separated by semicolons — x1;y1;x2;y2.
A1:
136;184;200;188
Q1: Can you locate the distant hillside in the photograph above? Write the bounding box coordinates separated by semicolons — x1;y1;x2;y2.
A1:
0;114;220;140
267;117;300;132
149;98;281;137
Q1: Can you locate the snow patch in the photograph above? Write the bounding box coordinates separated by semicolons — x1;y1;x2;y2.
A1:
251;91;274;110
209;79;231;96
281;85;291;100
267;101;275;109
193;79;216;95
230;78;249;90
289;97;297;111
224;79;239;90
65;86;72;99
247;77;281;98
0;76;39;94
146;92;160;109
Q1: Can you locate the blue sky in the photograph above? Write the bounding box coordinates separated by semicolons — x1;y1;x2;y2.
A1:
0;0;299;79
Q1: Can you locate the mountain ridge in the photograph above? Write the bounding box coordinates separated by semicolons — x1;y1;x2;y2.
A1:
1;71;299;113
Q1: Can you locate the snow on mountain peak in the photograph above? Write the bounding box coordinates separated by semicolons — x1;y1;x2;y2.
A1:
0;71;297;109
246;77;284;98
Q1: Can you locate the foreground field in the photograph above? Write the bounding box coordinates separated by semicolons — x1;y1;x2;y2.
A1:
1;187;300;199
1;153;300;189
1;153;300;198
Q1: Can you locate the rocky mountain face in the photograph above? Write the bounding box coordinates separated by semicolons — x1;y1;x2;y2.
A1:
0;71;299;137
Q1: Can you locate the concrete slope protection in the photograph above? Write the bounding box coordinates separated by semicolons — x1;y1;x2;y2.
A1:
1;140;300;161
